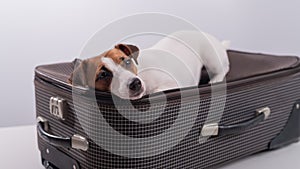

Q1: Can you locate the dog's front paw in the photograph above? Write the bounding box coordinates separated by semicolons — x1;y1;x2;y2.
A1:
209;79;222;84
209;75;225;84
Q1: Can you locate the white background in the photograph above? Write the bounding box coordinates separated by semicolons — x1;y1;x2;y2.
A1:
1;0;300;127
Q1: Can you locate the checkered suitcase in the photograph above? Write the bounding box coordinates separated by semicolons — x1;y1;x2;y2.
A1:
35;50;300;169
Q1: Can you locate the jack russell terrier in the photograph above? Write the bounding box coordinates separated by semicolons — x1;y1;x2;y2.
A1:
69;31;230;100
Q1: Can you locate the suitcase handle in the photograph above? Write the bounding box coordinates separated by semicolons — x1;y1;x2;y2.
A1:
201;107;271;137
37;116;89;151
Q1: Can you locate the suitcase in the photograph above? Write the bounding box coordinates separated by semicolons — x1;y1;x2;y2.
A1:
35;50;300;169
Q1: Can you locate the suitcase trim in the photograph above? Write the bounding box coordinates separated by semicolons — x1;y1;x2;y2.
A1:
41;144;80;169
269;100;300;149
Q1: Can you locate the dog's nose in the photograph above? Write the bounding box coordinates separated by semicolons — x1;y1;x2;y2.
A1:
129;78;142;92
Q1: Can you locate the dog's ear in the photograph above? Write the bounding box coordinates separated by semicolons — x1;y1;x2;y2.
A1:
68;60;88;87
115;44;139;64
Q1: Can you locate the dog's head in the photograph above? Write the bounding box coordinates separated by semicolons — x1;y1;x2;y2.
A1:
68;44;146;100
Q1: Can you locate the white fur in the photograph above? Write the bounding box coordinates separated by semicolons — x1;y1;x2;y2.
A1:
137;31;230;95
101;57;145;100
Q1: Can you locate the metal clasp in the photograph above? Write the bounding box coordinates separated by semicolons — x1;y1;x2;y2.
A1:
256;107;271;120
201;123;219;137
49;97;68;120
72;134;89;151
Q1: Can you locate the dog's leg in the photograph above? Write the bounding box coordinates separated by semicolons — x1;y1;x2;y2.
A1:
209;71;227;84
205;58;229;84
200;34;230;84
208;64;229;84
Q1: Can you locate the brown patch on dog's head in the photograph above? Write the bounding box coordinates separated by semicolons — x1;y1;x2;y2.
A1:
94;62;113;91
68;57;101;88
68;44;140;92
104;44;139;74
115;44;139;64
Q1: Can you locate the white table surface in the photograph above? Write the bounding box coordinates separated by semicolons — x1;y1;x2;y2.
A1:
0;125;299;169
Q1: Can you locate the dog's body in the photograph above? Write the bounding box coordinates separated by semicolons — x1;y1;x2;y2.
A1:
69;31;229;100
138;31;229;94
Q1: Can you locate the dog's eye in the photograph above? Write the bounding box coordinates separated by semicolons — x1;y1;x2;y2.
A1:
124;59;131;66
120;57;125;61
96;70;112;81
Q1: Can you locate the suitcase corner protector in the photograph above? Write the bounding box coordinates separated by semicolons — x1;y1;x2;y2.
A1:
269;100;300;150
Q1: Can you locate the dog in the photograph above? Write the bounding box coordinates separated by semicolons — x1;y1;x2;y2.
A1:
69;31;229;100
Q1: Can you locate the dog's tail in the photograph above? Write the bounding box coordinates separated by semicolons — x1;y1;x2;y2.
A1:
221;40;231;49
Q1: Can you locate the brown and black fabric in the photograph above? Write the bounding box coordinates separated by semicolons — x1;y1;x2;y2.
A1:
35;50;300;169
